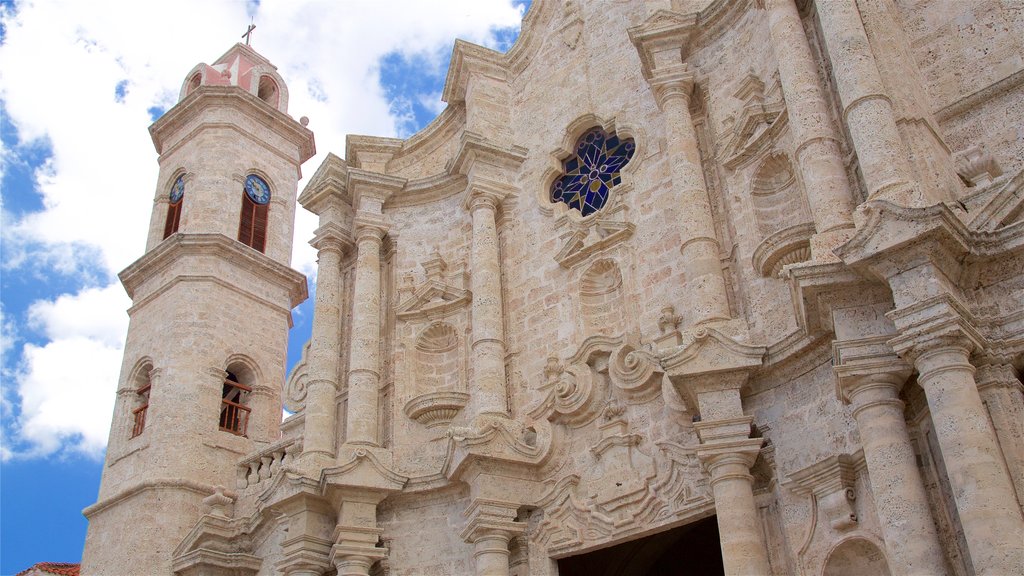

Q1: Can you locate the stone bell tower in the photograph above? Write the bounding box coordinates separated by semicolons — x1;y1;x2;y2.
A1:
82;43;314;574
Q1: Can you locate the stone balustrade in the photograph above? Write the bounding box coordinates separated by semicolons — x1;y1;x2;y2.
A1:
236;438;302;490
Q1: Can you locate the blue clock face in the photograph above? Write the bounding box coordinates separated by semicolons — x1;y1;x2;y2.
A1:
169;175;185;203
244;174;271;205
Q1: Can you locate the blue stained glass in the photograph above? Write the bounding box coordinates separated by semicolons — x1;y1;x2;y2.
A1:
169;175;185;203
551;127;635;216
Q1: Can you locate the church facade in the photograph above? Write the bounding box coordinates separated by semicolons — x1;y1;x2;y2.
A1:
81;1;1024;575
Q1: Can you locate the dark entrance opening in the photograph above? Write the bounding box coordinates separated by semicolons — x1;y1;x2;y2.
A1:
556;515;724;576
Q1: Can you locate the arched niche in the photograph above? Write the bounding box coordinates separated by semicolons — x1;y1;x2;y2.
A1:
413;322;462;393
751;152;811;237
822;537;892;576
580;258;625;337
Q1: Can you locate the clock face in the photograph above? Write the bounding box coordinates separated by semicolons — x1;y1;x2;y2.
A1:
244;174;271;205
169;175;185;203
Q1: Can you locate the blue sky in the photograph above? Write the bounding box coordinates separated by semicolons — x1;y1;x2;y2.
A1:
0;1;527;572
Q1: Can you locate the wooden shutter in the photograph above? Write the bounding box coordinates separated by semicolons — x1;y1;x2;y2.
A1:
163;200;182;239
238;194;269;253
238;194;255;247
252;203;268;253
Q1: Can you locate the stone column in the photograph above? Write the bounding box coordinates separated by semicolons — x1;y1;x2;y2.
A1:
696;434;772;576
345;220;387;446
303;230;349;458
461;500;524;576
334;556;374;576
975;362;1024;515
901;335;1024;575
649;67;731;325
835;355;947;576
764;0;855;256
468;192;509;420
814;0;921;206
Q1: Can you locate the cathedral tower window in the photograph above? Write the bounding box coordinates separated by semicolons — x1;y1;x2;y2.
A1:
162;175;185;239
257;76;279;108
219;371;251;436
130;365;152;438
238;174;270;253
187;72;201;94
551;127;635;216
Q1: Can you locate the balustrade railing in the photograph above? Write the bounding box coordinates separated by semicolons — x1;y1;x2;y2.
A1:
236;438;302;490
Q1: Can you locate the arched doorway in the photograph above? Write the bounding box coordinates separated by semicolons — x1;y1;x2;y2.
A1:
557;515;724;576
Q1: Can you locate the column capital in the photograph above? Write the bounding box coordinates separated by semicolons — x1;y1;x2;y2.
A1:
463;178;517;213
887;295;985;366
696;437;764;484
347;168;406;211
352;213;388;244
311;222;354;255
833;336;912;406
647;65;696;110
627;10;697;79
459;498;525;544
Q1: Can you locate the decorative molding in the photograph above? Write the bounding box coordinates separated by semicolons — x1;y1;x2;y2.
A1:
955;144;1003;188
752;222;815;277
785;452;865;532
527;357;605;428
404;391;470;428
553;209;636;269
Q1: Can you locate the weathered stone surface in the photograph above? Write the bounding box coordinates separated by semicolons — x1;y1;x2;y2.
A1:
84;3;1024;575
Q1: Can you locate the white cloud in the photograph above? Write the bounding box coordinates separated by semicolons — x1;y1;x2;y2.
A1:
0;0;524;459
6;284;129;460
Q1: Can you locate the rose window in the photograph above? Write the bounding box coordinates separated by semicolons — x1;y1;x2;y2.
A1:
550;127;635;216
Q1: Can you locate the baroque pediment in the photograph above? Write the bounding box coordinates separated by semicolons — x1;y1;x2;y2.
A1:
969;170;1024;231
395;279;471;320
721;102;787;170
321;448;408;493
554;204;636;269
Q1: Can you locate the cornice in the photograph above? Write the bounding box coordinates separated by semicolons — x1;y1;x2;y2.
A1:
344;135;404;171
442;39;508;105
119;233;308;308
627;10;698;80
150;85;315;163
299;153;350;215
384;173;468;208
449;131;528;176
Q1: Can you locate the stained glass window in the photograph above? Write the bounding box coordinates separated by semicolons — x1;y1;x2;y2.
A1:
551;127;635;216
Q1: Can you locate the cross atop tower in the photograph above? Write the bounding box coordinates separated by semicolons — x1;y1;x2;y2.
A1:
242;21;256;46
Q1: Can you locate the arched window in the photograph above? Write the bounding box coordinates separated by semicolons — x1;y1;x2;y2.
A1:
551;127;635;216
130;365;152;438
187;72;201;94
257;76;279;108
162;175;184;239
219;371;251;436
238;174;270;253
